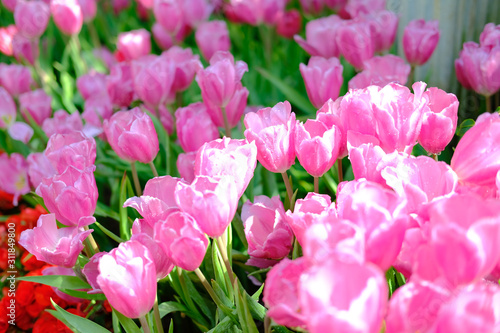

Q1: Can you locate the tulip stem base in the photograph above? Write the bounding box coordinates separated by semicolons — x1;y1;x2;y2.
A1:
281;172;294;211
149;162;159;178
314;176;319;193
337;159;343;184
216;237;235;287
130;162;142;196
83;226;99;257
221;106;232;138
139;316;151;333
408;65;415;87
432;154;438;161
153;295;164;333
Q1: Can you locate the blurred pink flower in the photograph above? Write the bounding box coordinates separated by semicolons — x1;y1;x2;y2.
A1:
403;19;440;66
195;20;230;61
348;55;410;90
294;15;343;58
117;29;151;61
51;0;83;35
19;89;52;126
0;153;30;206
44;131;96;173
300;56;343;109
14;0;50;38
42;110;84;138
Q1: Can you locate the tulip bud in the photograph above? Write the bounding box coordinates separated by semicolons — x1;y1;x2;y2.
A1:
294;14;342;58
51;0;83;35
195;20;230;61
300;56;343;109
175;102;219;152
403;19;440;66
117;29;151;61
0;64;33;96
14;0;50;38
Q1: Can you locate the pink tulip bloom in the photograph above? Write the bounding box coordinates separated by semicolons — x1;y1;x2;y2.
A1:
480;23;500;48
300;56;343;109
195;21;230;61
392;226;426;279
44;131;96;173
82;94;113;138
337;179;408;270
175;102;220;152
242;195;293;267
81;252;106;293
342;0;384;18
194;137;258;198
316;98;347;157
2;0;17;11
244;101;296;173
181;0;213;28
276;10;302;39
14;0;50;38
451;112;500;196
152;23;174;50
455;41;500;97
349;55;411;90
27;152;57;189
196;51;248;109
418;87;459;154
175;175;238;238
19;89;52;126
154;0;184;35
162;46;203;95
19;213;93;267
0;87;16;129
368;10;398;53
154;211;209;271
300;258;387;333
106;63;134;107
205;83;249;129
11;33;39;65
97;241;157;318
295;116;341;177
113;0;130;14
299;0;324;15
403;19;440;66
93;46;117;69
51;0;83;35
336;17;375;70
132;55;174;107
263;258;307;328
0;64;33;96
8;121;33;144
294;15;343;58
131;219;175;279
227;0;286;25
76;72;107;101
177;152;196;183
78;0;97;22
0;153;30;206
36;166;98;227
117;29;151;61
285;192;335;246
103;107;159;164
42;110;84;138
157;104;174;135
0;25;17;56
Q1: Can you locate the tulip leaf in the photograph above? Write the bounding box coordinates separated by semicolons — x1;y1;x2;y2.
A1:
456;118;475;137
208;316;242;333
271;326;294;333
95;201;121;221
48;299;111;333
58;289;106;301
119;172;132;241
112;311;123;333
212;280;235;309
245;290;266;322
158;301;187;318
251;284;265;301
182;271;215;325
232;213;249;250
17;275;91;290
256;67;315;114
112;309;142;333
168;319;174;333
234;282;259;333
94;221;125;243
212;241;229;297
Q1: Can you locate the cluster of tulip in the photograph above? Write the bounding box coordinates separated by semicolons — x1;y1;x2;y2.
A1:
1;0;500;332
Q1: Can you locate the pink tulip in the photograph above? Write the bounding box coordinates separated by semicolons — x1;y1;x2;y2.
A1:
348;55;411;90
19;213;93;267
2;0;17;11
175;102;220;152
195;21;230;61
152;23;174;50
157;104;174;135
42;110;84;138
295;116;341;177
263;258;307;328
82;252;106;293
97;241;157;318
27;152;57;188
103;107;159;164
480;23;500;48
0;64;33;96
82;94;113;138
300;56;343;109
0;153;30;206
194;137;258;198
175;175;238;237
300;258;387;333
44;131;96;173
180;0;213;28
19;89;52;126
117;29;151;61
276;10;302;39
36;166;98;227
14;0;50;38
403;19;440;66
132;54;174;107
0;25;17;56
162;46;203;95
154;211;209;271
51;0;83;35
205;83;249;129
177;152;196;183
106;63;134;107
418;87;459;154
299;0;324;15
76;72;107;100
131;219;175;279
93;46;117;69
244;101;296;173
336;18;375;70
455;41;500;97
11;32;39;65
8;121;33;144
294;15;343;58
336;179;408;270
451;112;500;196
154;0;184;35
242;195;293;267
227;0;286;25
285;192;335;246
368;10;398;53
342;0;384;18
113;0;130;14
316;97;347;157
196;51;248;109
0;87;16;129
77;0;97;22
393;226;426;279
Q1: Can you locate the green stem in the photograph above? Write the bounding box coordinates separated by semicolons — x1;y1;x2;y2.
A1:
432;154;438;161
408;65;415;87
194;268;225;308
314;176;319;193
70;35;87;76
139;316;151;333
87;23;101;49
281;171;294;211
216;237;235;287
486;95;492;113
176;92;183;109
149;161;159;178
130;162;142;196
83;226;99;257
153;295;164;333
337;159;343;184
221;106;231;138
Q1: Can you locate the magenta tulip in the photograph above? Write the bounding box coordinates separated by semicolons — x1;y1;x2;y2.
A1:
175;102;220;152
0;153;30;206
480;23;500;48
117;29;151;61
19;89;52;126
276;10;302;39
51;0;83;35
403;19;440;66
300;56;343;109
195;20;230;61
14;0;50;38
294;14;343;58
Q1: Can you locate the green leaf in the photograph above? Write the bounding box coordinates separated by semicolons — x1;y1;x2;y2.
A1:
168;319;174;333
271;326;294;333
95;201;121;221
48;299;111;333
119;172;132;241
256;67;315;114
251;284;265;301
94;221;125;243
112;311;123;333
234;282;259;333
456;118;475;137
17;275;91;290
112;309;142;333
58;289;106;301
158;301;188;318
208;316;242;333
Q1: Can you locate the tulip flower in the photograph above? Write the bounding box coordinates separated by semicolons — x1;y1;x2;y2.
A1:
175;102;220;153
81;252;106;293
19;213;93;268
348;55;411;90
11;33;39;65
154;0;184;35
403;19;440;66
152;23;174;50
132;54;174;108
480;23;500;48
36;166;98;227
14;0;50;38
336;17;375;70
194;137;258;198
27;152;57;190
19;89;52;126
106;63;135;108
7;122;33;144
2;0;17;12
242;195;293;267
244;101;296;173
42;110;84;138
0;87;16;129
175;175;238;238
77;0;97;22
180;0;213;28
177;152;196;183
369;10;398;53
76;72;107;101
276;10;302;39
117;29;151;61
0;64;33;96
44;131;96;173
50;0;83;35
195;21;230;61
227;0;286;25
300;57;343;109
97;241;157;318
294;14;343;58
162;46;203;96
0;25;17;56
154;211;209;271
263;258;307;328
0;153;30;206
103;107;159;164
299;0;323;15
342;0;385;18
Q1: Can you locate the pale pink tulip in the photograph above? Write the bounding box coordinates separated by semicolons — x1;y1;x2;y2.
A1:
76;72;107;100
294;15;343;58
152;23;174;50
342;0;384;18
44;131;96;173
117;29;151;61
154;0;184;35
403;19;440;66
14;0;50;38
42;110;84;138
82;252;106;293
8;122;33;144
51;0;83;35
19;89;52;126
27;152;57;189
132;54;174;107
175;102;219;152
195;21;230;61
300;57;343;109
78;0;97;22
106;63;134;108
180;0;213;28
0;64;33;96
368;10;398;53
177;152;196;183
349;55;410;90
162;46;203;96
227;0;286;25
480;23;500;48
336;17;375;70
204;83;249;129
11;33;39;64
0;87;16;128
0;153;30;206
